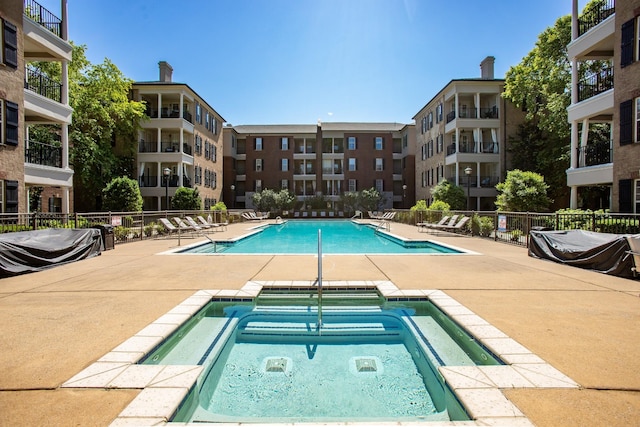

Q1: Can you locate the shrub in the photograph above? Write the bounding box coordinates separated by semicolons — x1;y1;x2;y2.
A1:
114;226;130;242
102;176;143;212
479;216;495;237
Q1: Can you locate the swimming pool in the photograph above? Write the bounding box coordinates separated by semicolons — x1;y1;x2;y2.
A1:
181;220;463;254
141;289;503;423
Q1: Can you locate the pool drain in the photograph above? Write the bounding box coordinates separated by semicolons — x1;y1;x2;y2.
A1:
262;357;292;374
349;356;383;375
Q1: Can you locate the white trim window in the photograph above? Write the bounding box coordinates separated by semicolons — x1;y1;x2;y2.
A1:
348;179;357;192
375;158;383;171
375;137;383;150
375;179;383;193
281;179;288;190
255;158;263;172
281;158;288;171
281;137;288;150
348;136;356;150
348;158;356;171
255;137;263;151
255;179;262;192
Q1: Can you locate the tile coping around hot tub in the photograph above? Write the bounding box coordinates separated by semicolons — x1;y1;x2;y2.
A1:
62;281;579;427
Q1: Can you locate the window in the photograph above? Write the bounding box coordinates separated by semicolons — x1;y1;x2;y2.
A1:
348;136;357;150
281;179;288;189
637;17;640;64
375;158;383;171
255;159;263;171
281;158;288;171
375;179;383;193
211;145;217;162
621;18;635;67
204;141;210;159
0;100;3;144
621;99;634;146
205;111;210;129
3;20;17;68
255;180;262;192
212;171;217;189
427;112;433;129
436;103;443;123
4;180;18;213
375;137;383;150
348;179;357;192
348;158;356;171
5;101;18;146
0;179;3;212
281;137;288;150
195;103;201;123
212;117;217;134
255;137;262;150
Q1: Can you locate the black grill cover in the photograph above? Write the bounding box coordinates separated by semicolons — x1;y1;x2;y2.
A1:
0;228;102;278
528;230;635;278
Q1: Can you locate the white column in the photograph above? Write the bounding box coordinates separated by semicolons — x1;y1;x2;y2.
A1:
62;187;70;215
475;93;480;118
157;94;162;118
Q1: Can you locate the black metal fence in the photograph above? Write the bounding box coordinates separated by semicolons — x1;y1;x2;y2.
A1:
0;209;638;249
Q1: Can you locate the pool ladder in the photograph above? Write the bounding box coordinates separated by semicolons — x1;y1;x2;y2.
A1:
317;229;323;334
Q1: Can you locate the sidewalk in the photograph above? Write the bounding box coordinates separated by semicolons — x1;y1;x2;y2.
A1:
0;221;638;426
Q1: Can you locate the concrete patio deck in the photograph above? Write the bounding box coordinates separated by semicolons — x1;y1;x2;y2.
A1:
0;220;639;426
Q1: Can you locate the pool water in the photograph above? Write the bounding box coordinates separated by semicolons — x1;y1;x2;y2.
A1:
181;220;462;254
142;292;502;423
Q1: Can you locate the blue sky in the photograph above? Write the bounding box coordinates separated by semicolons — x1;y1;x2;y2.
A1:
42;0;588;125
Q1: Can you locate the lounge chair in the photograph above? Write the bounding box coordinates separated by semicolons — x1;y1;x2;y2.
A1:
368;211;383;219
434;216;470;233
417;215;450;232
158;218;179;235
185;216;213;232
197;215;227;231
173;217;200;232
381;211;396;220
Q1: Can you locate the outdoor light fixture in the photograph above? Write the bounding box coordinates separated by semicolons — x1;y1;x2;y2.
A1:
464;166;472;211
402;184;407;209
230;184;236;209
163;167;171;210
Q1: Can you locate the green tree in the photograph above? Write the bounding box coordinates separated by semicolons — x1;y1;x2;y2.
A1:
102;176;142;212
502;1;610;208
359;188;385;212
252;188;277;212
410;200;428;211
495;170;552;212
211;201;227;211
275;189;296;211
431;180;465;210
339;192;359;215
56;44;146;211
171;187;202;210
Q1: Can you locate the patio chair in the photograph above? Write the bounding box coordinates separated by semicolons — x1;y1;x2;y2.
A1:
368;211;383;219
417;215;450;232
158;218;179;235
185;216;213;232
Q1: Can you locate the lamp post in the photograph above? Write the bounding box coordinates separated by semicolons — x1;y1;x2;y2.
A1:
163;167;171;211
464;166;472;211
402;184;407;209
230;184;235;209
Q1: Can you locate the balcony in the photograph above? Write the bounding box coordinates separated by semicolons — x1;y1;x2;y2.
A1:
577;66;613;102
25;66;61;103
139;175;158;187
578;0;614;36
578;141;611;167
446;142;500;156
25;140;61;168
24;0;61;37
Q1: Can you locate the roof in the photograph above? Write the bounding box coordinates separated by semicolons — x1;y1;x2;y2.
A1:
319;122;407;132
232;124;318;134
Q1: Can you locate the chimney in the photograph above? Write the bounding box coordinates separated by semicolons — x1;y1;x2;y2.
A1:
480;56;495;79
158;61;173;82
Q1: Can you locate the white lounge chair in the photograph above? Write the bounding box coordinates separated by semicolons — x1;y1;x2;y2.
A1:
197;215;227;231
185;216;213;232
173;217;200;232
433;216;469;233
159;218;179;235
417;215;450;232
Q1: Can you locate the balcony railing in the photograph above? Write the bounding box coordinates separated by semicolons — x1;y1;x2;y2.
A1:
446;111;456;123
577;66;613;102
578;142;611;167
25;140;62;168
578;0;615;36
139;175;158;187
445;142;500;155
445;107;499;123
24;0;62;38
24;66;62;103
453;175;499;188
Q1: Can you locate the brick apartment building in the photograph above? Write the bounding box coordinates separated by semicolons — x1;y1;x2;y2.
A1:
130;62;225;211
223;122;415;211
567;0;640;212
0;0;73;214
